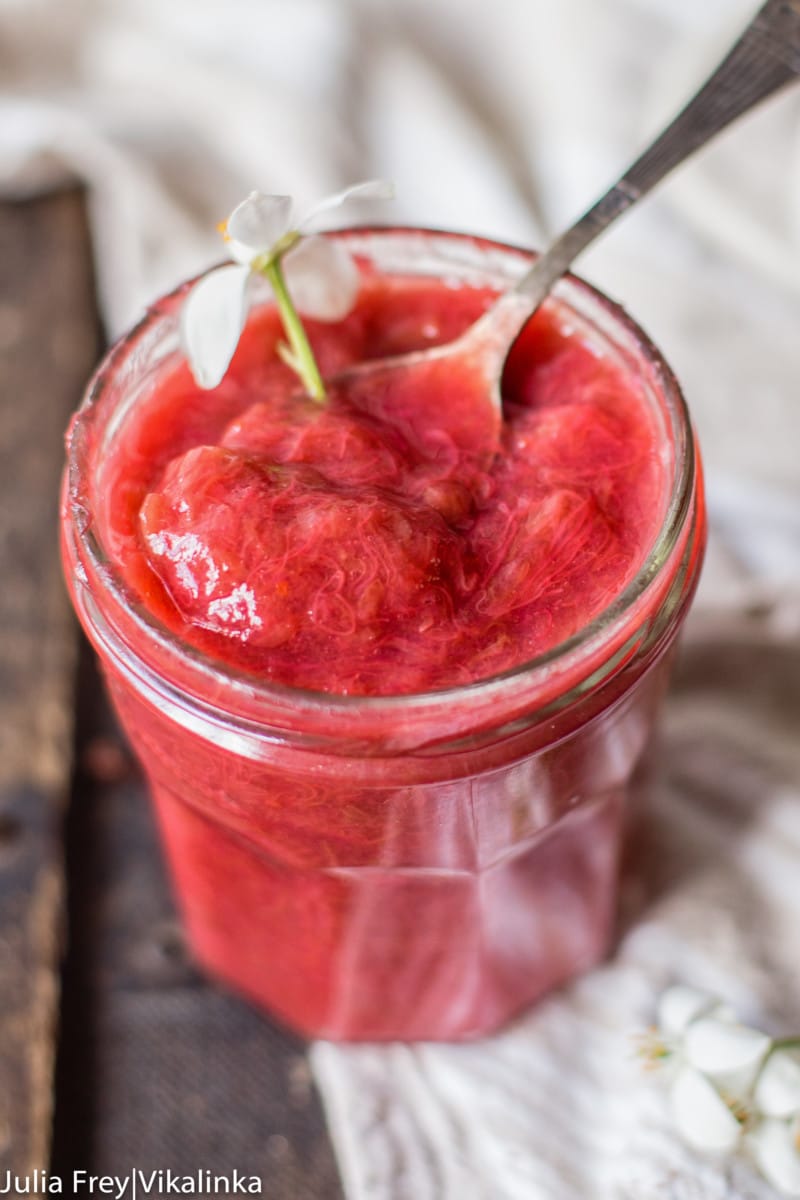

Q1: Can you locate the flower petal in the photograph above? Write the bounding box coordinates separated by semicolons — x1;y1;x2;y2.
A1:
658;986;719;1040
283;235;360;320
749;1118;800;1196
671;1065;743;1154
180;264;250;389
299;179;394;229
756;1049;800;1120
685;1016;771;1087
227;192;292;257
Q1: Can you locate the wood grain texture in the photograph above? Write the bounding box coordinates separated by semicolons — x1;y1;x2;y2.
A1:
0;186;102;1176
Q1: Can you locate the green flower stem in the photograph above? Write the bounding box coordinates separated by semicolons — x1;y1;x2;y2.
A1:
771;1038;800;1052
261;255;326;403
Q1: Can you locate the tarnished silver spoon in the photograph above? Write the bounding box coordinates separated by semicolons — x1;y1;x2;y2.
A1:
337;0;800;436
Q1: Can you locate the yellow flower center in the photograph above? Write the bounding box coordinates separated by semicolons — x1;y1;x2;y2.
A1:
720;1091;750;1128
634;1028;672;1069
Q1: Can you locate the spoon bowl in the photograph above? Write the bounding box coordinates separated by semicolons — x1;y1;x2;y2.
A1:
329;288;533;449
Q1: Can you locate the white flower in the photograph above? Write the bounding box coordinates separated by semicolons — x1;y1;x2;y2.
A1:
650;987;771;1155
647;989;800;1194
657;984;721;1040
684;1014;771;1097
748;1048;800;1196
181;180;393;388
670;1064;745;1154
750;1115;800;1196
755;1047;800;1119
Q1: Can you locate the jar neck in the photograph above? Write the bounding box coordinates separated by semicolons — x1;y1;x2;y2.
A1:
63;228;703;759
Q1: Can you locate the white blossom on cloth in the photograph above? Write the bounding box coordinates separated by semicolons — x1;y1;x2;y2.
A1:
648;986;800;1195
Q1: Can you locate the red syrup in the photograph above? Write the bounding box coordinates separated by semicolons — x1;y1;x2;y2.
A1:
62;231;705;1040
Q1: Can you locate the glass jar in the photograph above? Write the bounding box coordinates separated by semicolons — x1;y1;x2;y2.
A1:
61;229;705;1041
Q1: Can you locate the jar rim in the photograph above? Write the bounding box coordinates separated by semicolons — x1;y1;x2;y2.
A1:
64;226;698;731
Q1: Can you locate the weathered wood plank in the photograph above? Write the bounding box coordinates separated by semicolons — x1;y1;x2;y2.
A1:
0;186;102;1176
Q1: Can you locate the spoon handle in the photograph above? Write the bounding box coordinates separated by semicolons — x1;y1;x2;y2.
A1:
511;0;800;310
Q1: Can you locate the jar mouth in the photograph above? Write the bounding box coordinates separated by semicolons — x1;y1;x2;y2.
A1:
65;226;697;728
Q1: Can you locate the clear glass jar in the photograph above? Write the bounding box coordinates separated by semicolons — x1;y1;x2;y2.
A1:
61;230;705;1041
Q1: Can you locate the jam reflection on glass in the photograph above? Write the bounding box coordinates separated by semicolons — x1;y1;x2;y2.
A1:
63;236;705;1040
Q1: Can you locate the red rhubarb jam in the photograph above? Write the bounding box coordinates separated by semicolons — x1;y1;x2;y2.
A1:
98;274;666;696
62;230;705;1041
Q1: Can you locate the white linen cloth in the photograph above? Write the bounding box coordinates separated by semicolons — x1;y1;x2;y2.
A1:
3;0;798;1194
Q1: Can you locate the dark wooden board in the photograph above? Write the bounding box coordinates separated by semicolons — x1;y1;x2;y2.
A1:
0;186;102;1176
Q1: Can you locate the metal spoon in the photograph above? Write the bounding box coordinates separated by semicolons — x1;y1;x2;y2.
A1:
336;0;800;437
